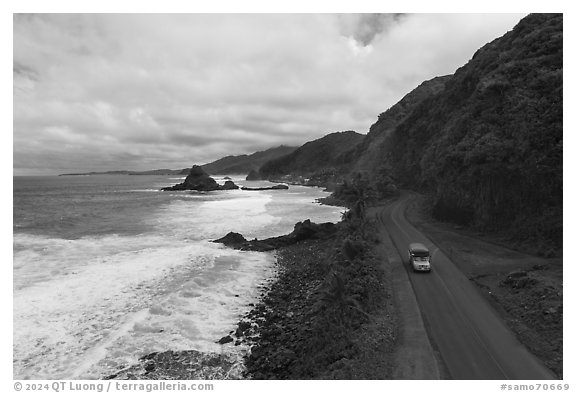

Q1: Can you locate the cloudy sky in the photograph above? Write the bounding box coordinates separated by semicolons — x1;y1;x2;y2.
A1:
13;13;526;175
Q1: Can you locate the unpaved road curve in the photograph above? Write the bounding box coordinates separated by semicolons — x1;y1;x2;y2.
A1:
378;194;556;379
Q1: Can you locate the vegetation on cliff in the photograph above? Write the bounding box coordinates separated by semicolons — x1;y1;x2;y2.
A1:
201;145;297;175
383;13;562;254
351;75;452;173
256;14;562;255
259;131;365;179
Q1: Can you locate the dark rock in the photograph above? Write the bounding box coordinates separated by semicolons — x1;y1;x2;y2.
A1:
213;232;275;251
238;320;252;332
214;232;248;247
217;335;234;344
214;220;338;252
140;352;159;361
241;184;289;191
161;165;239;191
250;345;264;360
221;180;239;190
247;240;276;251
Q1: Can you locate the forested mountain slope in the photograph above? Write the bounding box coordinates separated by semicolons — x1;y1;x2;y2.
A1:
259;131;365;178
380;13;562;251
201;145;297;175
352;75;451;172
253;14;561;252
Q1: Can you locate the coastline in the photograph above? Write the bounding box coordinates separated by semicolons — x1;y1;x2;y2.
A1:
241;230;397;379
102;251;279;380
99;183;349;380
105;211;398;380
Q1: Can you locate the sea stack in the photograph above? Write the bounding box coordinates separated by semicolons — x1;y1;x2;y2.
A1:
161;165;239;191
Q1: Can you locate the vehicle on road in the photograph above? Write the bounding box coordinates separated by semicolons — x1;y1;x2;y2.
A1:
408;243;431;272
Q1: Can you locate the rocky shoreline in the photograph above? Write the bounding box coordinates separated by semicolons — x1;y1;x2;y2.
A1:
221;212;395;379
105;211;396;380
213;219;338;252
102;350;246;380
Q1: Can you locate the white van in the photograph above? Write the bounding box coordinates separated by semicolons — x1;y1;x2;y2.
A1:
408;243;431;272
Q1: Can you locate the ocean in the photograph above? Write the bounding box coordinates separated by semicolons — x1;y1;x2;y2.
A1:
13;174;343;380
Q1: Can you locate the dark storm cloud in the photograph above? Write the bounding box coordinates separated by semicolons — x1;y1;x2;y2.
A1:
13;13;526;175
341;13;408;46
13;61;38;79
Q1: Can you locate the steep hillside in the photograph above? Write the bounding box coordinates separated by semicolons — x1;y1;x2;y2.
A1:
201;145;297;175
383;13;562;252
352;75;452;172
259;131;365;178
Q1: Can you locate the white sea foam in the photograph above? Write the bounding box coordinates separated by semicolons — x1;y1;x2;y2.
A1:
13;231;276;379
13;181;342;379
152;192;279;240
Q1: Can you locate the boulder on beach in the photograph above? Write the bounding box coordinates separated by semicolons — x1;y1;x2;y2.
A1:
161;165;238;191
217;335;234;345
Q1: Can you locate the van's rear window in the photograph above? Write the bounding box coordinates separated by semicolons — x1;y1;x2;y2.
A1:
412;251;429;257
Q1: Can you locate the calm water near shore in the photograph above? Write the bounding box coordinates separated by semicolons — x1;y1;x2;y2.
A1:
13;174;343;379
